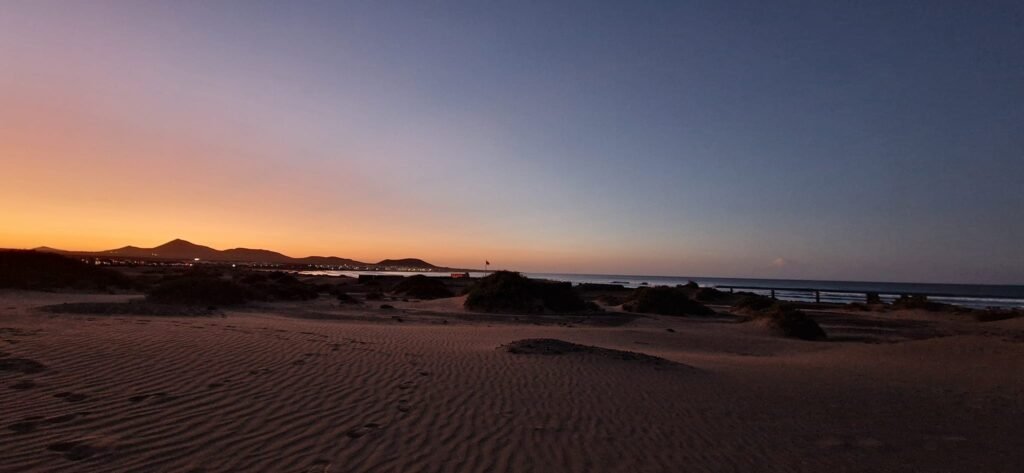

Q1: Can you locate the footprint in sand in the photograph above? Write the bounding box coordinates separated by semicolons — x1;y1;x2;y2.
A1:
346;423;382;439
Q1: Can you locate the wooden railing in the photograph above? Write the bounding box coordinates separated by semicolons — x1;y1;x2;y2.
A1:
715;285;1019;304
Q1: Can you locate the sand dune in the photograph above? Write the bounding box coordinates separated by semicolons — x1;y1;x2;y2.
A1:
1;290;1022;472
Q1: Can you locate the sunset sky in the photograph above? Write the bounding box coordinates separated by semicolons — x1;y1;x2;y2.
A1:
2;1;1021;283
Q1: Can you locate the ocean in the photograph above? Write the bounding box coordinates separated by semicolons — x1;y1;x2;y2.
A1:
299;270;1024;310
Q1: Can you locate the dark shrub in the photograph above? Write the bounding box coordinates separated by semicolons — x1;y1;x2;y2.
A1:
865;292;882;304
465;271;542;312
535;281;590;312
0;251;135;291
380;304;395;310
239;272;269;284
760;305;827;341
694;287;727;302
248;280;318;301
682;280;699;289
464;271;589;313
597;294;629;306
892;294;953;312
232;271;318;301
735;293;777;312
147;276;250;306
336;291;358;304
973;309;1022;322
623;286;715;316
365;291;384;301
392;275;453;299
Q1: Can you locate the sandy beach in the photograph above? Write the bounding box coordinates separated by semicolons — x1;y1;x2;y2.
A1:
2;289;1022;472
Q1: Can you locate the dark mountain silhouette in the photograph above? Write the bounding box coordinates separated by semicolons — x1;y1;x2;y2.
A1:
32;246;70;253
33;239;443;269
376;258;437;269
295;256;367;266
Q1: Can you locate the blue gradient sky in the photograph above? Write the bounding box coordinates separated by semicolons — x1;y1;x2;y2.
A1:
1;1;1021;283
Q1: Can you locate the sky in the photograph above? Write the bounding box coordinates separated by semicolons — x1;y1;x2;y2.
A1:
1;0;1021;283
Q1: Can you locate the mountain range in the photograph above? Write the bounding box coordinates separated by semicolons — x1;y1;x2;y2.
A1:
34;239;443;269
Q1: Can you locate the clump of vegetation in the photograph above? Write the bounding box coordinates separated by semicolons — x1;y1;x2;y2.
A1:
335;291;359;304
682;280;699;289
392;275;454;299
694;286;727;302
728;292;828;341
757;305;827;341
365;291;384;301
0;251;134;291
972;308;1023;322
147;276;250;306
622;286;715;316
735;293;777;312
891;294;959;312
464;271;591;313
145;270;319;306
596;294;629;306
235;271;318;301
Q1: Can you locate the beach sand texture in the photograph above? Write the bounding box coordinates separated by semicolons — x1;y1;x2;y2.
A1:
2;291;1022;472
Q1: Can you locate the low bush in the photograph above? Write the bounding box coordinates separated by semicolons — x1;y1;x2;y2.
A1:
891;294;955;312
147;276;250;306
622;286;715;316
392;275;453;299
758;305;827;341
464;271;590;313
694;287;727;302
336;291;359;304
735;293;777;312
240;271;318;301
146;270;318;305
973;309;1023;322
0;251;135;291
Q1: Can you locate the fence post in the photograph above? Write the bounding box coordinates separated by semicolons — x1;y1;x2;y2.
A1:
815;291;820;303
